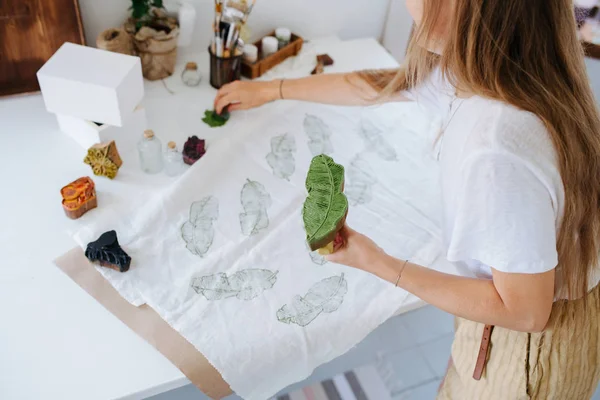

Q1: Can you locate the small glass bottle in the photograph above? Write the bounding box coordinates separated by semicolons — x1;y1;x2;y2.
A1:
138;129;163;174
181;62;202;87
164;141;184;176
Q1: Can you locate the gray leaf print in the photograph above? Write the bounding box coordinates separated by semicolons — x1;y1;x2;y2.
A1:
309;250;328;265
304;114;333;156
266;133;297;180
240;179;272;235
359;119;397;161
306;242;327;265
277;273;347;327
345;156;378;206
181;196;219;257
191;269;279;301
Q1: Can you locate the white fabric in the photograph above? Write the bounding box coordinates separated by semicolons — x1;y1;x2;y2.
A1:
575;0;598;8
407;69;600;296
73;99;461;399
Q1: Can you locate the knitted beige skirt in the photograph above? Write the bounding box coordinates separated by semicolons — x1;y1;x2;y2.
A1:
438;284;600;400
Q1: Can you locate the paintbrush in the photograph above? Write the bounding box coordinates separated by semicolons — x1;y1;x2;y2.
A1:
224;21;236;54
214;0;223;55
241;0;256;25
229;38;245;82
230;25;240;53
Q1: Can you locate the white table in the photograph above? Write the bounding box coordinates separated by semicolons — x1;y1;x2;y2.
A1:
0;37;424;400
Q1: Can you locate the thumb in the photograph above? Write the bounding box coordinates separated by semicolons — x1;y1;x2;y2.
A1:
338;225;358;241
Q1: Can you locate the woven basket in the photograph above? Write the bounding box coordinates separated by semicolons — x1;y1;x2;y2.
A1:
124;15;180;81
96;28;135;56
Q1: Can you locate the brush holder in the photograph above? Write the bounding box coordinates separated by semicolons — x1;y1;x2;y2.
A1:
209;47;242;89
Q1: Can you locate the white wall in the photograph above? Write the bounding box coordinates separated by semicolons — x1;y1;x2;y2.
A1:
78;0;391;51
381;0;414;63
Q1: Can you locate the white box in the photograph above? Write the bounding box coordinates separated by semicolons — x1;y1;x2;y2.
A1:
37;42;144;127
57;105;147;155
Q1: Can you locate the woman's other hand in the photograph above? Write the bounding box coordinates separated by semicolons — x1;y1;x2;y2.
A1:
214;80;280;114
325;226;388;272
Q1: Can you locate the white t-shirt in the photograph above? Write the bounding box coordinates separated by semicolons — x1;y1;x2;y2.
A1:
405;68;600;298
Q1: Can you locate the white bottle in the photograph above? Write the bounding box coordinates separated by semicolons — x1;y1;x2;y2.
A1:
275;27;291;49
261;36;278;57
164;141;183;176
138;129;163;174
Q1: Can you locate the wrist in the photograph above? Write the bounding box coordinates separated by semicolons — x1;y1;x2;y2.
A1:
367;252;396;281
265;80;283;102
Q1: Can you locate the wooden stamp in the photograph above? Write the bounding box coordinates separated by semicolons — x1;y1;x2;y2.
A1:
83;140;123;179
316;54;334;66
303;155;348;254
312;54;334;75
311;61;325;75
61;177;97;219
85;230;131;272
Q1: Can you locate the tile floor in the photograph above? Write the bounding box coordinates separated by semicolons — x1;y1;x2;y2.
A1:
148;305;600;400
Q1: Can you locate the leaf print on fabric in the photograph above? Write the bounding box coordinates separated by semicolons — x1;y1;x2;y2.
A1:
309;250;328;265
359;119;397;161
306;242;328;265
345;156;378;206
181;196;219;257
303;155;348;251
277;274;348;326
304;114;334;156
266;133;297;180
239;179;272;236
191;269;279;301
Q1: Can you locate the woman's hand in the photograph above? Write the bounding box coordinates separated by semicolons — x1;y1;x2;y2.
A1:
325;226;388;273
214;80;280;114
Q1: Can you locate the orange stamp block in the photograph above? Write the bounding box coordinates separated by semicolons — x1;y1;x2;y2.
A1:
61;177;98;219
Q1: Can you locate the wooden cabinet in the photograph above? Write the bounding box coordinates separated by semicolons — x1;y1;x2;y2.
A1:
0;0;85;97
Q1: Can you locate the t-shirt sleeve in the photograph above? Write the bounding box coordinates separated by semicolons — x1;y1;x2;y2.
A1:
446;152;559;274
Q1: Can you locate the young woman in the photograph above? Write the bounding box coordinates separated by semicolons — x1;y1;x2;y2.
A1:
215;1;600;398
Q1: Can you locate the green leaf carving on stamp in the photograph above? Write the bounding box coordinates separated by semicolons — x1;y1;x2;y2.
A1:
303;155;348;251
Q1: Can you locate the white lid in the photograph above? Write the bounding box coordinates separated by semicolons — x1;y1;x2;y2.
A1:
243;44;258;56
262;36;278;46
275;28;291;39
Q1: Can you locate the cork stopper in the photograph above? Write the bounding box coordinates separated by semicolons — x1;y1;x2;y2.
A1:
144;129;155;139
185;62;198;71
167;141;176;149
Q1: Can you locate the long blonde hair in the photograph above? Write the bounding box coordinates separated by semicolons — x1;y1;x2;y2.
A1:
360;0;600;299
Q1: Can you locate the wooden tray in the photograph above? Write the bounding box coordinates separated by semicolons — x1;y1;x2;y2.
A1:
241;31;303;79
